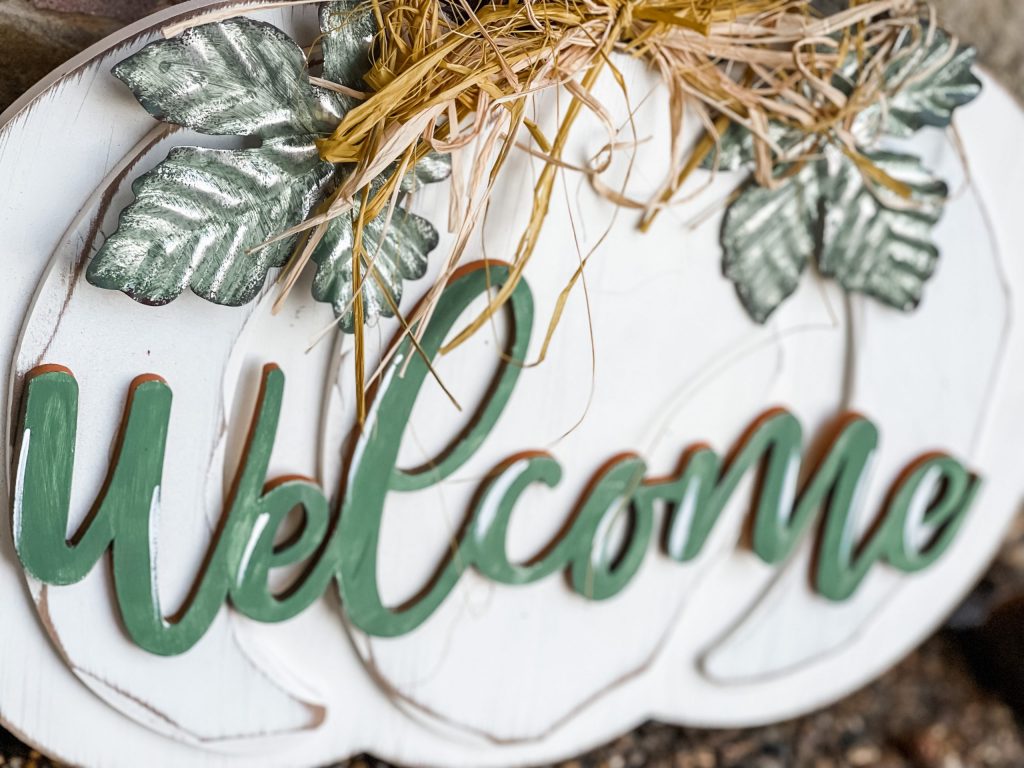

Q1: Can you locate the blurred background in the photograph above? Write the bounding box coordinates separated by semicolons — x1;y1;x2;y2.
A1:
1;1;1023;765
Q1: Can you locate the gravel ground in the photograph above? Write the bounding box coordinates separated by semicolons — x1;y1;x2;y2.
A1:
1;1;1023;766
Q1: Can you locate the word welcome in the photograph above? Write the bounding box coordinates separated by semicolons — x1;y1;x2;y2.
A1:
13;264;980;656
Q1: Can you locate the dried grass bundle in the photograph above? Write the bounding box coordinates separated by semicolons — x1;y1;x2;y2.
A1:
240;0;937;419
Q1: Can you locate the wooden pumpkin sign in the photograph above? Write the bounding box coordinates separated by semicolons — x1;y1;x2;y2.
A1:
0;1;1022;765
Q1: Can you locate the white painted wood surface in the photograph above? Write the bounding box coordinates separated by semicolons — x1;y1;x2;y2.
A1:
0;4;1022;765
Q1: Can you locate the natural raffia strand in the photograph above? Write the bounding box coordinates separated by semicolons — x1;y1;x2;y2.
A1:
196;0;939;421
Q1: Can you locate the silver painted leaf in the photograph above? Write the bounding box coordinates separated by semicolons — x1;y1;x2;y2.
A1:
114;18;341;138
818;150;947;311
311;204;439;333
721;162;825;323
320;0;377;93
310;156;450;332
88;139;335;306
811;0;846;13
717;24;974;322
856;29;982;140
701;121;806;172
400;152;454;192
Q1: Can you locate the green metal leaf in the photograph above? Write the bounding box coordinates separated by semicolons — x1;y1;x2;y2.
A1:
88;140;335;306
311;159;450;332
320;0;377;93
701;120;806;172
401;152;454;192
716;24;976;323
858;29;982;140
310;205;439;333
721;162;825;323
818;150;947;311
114;18;341;138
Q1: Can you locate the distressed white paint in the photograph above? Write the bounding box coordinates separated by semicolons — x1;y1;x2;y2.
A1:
0;3;1021;766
